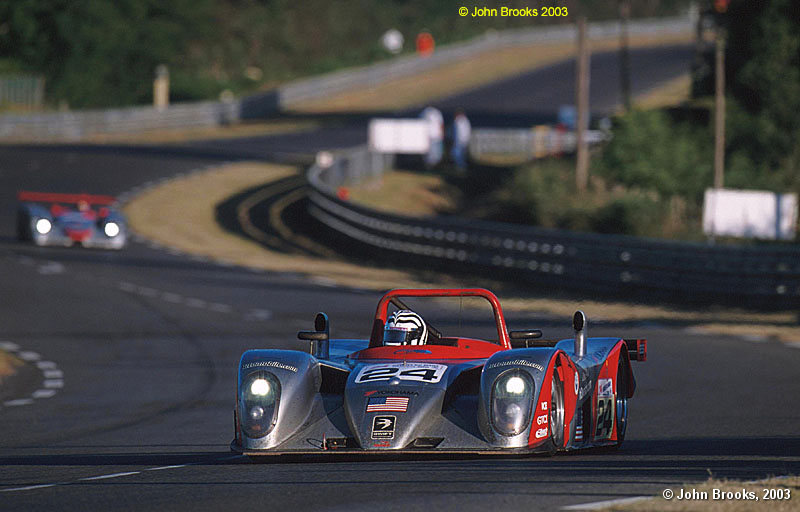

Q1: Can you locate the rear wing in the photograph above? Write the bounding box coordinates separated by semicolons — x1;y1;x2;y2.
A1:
623;338;647;362
17;191;116;206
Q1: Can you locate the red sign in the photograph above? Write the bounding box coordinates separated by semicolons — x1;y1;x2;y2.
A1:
416;32;435;57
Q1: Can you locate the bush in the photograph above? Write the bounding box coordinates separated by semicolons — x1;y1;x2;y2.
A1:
590;194;663;236
593;109;713;202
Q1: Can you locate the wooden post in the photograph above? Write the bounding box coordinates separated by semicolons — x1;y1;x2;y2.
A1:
153;64;170;111
713;29;725;189
575;17;590;193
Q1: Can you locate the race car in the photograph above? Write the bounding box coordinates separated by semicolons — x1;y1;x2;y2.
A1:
232;288;647;457
16;191;127;249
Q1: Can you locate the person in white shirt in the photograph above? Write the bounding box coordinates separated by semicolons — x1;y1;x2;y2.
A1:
421;106;444;168
451;109;471;171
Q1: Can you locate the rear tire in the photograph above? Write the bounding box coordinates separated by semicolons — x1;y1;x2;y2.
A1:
615;359;629;448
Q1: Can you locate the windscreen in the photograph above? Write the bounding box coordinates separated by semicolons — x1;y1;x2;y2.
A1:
386;295;500;344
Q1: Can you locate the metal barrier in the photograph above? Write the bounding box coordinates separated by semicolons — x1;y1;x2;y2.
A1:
307;146;800;306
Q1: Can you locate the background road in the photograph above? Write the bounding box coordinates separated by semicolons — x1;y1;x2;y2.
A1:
1;44;798;511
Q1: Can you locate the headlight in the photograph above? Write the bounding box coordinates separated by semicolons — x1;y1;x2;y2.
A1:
104;222;120;237
35;218;52;235
491;370;534;436
239;371;280;438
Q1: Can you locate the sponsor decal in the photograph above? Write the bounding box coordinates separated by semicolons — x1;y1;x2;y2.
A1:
535;427;548;439
574;371;579;395
393;349;432;355
595;397;615;440
371;416;396;439
373;441;391;447
578;380;592;400
575;409;584;441
355;363;447;384
242;361;298;372
536;414;548;425
487;359;544;372
364;389;419;397
366;396;409;413
540;401;548;411
598;378;613;398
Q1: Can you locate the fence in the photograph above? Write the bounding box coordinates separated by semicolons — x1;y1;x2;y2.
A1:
470;128;607;160
307;146;800;307
0;75;45;111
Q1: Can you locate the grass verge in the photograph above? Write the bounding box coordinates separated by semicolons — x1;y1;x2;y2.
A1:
122;162;443;290
0;350;23;383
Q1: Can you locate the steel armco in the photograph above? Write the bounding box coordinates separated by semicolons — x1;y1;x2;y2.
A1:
307;146;800;307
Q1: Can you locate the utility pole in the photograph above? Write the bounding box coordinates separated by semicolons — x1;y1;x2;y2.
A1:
713;26;725;189
575;17;591;193
618;0;631;111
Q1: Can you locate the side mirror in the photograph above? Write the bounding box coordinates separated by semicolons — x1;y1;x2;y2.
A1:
298;312;330;359
510;329;543;340
509;329;543;348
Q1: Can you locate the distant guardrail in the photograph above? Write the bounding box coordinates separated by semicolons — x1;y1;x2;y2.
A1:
0;14;692;141
306;146;800;306
0;100;238;140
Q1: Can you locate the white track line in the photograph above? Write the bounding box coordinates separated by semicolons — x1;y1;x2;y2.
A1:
0;455;242;493
79;471;141;481
116;281;245;318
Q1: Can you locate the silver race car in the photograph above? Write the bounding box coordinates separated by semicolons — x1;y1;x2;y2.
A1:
232;288;647;457
17;191;127;249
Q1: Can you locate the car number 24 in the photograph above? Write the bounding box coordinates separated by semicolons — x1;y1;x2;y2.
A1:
354;363;447;384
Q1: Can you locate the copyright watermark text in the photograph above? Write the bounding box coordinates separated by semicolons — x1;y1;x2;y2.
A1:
459;6;568;18
662;487;792;502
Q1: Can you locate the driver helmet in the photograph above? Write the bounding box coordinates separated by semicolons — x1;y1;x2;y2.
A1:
383;310;427;346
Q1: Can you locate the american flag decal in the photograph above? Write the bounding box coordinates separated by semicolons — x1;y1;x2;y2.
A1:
366;396;409;412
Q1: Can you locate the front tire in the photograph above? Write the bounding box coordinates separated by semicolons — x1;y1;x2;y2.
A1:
16;211;30;241
549;368;565;452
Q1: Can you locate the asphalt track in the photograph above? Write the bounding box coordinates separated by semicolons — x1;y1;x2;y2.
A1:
1;44;799;511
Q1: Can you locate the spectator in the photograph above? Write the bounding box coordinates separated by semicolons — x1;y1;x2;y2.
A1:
451;109;471;171
420;106;444;168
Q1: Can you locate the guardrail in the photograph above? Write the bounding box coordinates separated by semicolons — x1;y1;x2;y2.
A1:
307;146;800;306
0;99;239;140
0;14;692;141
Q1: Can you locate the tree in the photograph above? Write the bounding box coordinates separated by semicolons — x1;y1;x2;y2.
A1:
720;0;800;185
